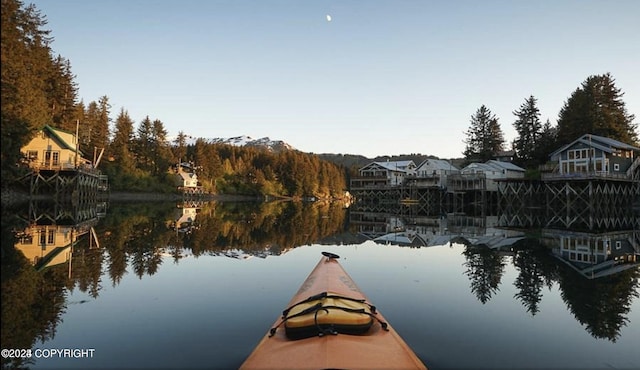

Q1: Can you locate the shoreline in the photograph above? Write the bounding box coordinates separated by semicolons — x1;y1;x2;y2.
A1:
0;189;264;207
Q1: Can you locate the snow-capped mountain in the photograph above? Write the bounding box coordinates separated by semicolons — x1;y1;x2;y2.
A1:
179;135;296;153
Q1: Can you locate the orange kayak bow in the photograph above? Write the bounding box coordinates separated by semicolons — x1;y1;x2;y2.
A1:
240;252;427;369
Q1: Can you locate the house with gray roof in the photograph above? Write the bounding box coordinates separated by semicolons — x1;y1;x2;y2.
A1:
356;160;417;186
548;134;639;180
450;160;525;191
412;159;460;188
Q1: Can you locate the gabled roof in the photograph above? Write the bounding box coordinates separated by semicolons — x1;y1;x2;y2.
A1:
550;134;640;159
178;172;197;180
486;160;525;172
416;159;459;171
360;160;415;172
461;162;497;172
461;160;525;173
40;124;84;156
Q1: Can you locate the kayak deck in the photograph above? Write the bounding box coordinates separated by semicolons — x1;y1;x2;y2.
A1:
240;252;427;370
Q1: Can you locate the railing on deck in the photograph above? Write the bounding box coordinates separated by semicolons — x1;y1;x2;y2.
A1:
541;171;634;181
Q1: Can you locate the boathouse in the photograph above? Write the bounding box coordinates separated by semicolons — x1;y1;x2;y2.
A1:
18;125;108;201
22;124;91;170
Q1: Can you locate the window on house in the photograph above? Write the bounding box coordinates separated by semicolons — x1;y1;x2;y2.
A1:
39;229;47;246
27;151;38;160
614;163;620;171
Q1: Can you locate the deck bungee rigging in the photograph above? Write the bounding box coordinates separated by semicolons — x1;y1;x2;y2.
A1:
268;290;389;339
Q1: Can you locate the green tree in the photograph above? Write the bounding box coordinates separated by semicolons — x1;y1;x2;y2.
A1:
557;73;638;145
47;55;78;131
92;95;111;156
134;116;154;172
172;131;189;164
109;108;136;174
463;105;505;162
151;119;173;176
1;0;52;129
512;96;542;167
533;119;558;165
1;0;55;181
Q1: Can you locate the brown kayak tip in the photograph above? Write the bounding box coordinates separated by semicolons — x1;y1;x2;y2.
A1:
240;251;428;370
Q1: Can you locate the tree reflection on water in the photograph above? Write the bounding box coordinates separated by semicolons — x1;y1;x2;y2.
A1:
1;200;638;369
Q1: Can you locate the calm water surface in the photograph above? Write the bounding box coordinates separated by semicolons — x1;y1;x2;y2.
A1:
2;201;639;370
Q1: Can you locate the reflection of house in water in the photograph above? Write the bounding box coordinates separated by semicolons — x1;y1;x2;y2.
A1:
350;211;524;248
14;200;104;273
15;223;98;272
171;203;200;233
446;214;526;249
542;229;640;279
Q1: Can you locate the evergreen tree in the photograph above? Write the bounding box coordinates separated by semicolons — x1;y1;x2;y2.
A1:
463;105;505;162
151;119;173;175
512;96;542;166
533;119;558;165
77;96;109;166
82;101;100;157
135;116;154;172
93;95;111;154
557;73;638;145
109;108;136;174
1;0;52;129
47;55;78;131
1;0;54;180
172;131;188;164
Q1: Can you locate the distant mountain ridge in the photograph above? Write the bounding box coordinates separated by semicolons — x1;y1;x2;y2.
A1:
178;134;455;170
183;135;295;153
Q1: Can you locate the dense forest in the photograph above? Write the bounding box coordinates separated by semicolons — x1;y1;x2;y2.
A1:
0;0;349;198
1;0;638;196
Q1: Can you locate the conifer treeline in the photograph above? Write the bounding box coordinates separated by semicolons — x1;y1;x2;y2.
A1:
463;74;638;169
1;0;349;197
2;0;637;191
183;140;349;197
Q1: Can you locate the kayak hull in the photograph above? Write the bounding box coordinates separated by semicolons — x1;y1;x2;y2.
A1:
240;254;427;370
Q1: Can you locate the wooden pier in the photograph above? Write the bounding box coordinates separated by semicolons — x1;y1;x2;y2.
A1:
352;172;638;231
498;174;639;230
14;164;109;205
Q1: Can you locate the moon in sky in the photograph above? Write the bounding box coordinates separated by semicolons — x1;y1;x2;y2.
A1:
326;14;332;22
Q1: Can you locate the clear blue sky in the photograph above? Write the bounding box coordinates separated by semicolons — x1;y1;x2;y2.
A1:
31;0;640;159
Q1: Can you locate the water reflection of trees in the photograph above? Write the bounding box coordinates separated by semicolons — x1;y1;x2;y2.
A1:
557;264;640;342
3;201;639;366
461;242;507;304
1;208;68;370
511;239;557;316
461;235;639;341
87;201;348;284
